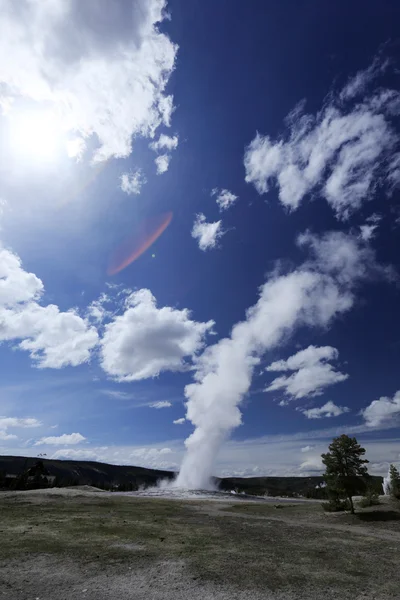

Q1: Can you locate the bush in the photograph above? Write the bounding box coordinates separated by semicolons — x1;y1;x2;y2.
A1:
358;493;380;508
322;499;351;512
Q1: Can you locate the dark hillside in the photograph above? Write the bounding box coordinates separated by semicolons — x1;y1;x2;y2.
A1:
0;455;384;496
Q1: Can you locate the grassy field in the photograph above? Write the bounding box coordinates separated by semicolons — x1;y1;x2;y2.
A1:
0;488;399;599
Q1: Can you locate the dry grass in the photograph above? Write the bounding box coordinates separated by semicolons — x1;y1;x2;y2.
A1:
0;490;399;599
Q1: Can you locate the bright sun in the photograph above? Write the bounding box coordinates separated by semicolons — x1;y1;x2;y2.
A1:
9;109;66;164
7;108;84;164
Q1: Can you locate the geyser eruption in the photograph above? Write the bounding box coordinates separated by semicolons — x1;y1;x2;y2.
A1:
176;232;384;489
383;466;392;495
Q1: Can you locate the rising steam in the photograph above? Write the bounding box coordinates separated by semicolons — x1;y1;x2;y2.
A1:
175;231;386;489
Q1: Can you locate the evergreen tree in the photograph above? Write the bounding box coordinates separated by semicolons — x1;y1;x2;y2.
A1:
389;464;400;499
322;434;369;514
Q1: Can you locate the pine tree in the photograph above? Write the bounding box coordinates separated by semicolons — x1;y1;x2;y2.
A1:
389;464;400;499
322;434;369;514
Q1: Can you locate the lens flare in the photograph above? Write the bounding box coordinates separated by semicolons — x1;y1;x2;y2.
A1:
108;212;173;275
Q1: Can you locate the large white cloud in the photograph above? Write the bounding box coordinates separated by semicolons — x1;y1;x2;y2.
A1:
0;245;98;368
191;213;225;251
301;401;350;420
176;231;390;489
362;390;400;427
244;58;400;219
100;289;214;381
0;0;177;162
0;247;43;305
265;345;348;400
35;432;86;446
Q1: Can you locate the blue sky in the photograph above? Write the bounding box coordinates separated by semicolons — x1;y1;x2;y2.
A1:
0;0;399;481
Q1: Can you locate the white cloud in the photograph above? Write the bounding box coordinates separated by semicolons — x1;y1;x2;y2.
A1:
0;0;178;162
100;389;132;400
51;448;99;461
244;57;399;219
388;153;400;189
340;56;387;101
173;418;185;425
299;455;324;472
0;247;43;305
359;223;378;241
362;390;400;427
366;213;382;224
0;431;17;440
176;230;389;489
120;170;146;195
0;303;99;369
155;154;171;174
0;245;99;368
212;188;238;211
301;445;314;453
48;445;178;470
150;134;178;152
35;432;86;446
265;345;348;400
100;288;214;381
131;447;172;457
86;293;112;324
0;417;42;429
0;417;42;443
150;134;178;174
5;430;400;477
129;446;176;470
191;213;225;251
149;401;172;409
297;229;391;286
301;401;350;420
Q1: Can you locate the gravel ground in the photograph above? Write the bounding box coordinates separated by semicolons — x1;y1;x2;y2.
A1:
0;488;399;599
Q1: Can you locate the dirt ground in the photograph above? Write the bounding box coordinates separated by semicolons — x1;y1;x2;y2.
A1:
0;488;399;600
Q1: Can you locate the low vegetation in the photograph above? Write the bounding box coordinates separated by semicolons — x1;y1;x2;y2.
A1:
1;490;400;599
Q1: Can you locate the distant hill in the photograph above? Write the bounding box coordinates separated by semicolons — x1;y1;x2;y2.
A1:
0;455;384;496
0;455;174;491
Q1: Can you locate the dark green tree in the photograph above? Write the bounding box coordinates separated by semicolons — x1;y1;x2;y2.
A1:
389;464;400;499
322;434;369;514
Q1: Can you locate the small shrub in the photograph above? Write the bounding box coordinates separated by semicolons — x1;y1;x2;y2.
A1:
322;499;350;512
358;493;380;508
358;484;381;508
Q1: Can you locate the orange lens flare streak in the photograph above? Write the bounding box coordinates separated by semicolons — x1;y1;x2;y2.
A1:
108;212;172;275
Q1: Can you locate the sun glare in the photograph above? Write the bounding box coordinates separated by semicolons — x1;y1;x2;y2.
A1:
9;110;63;162
7;108;85;164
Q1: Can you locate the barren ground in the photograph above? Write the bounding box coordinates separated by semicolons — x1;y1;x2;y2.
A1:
0;487;399;599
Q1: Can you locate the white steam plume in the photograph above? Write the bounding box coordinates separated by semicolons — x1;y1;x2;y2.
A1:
175;231;388;489
383;467;392;495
